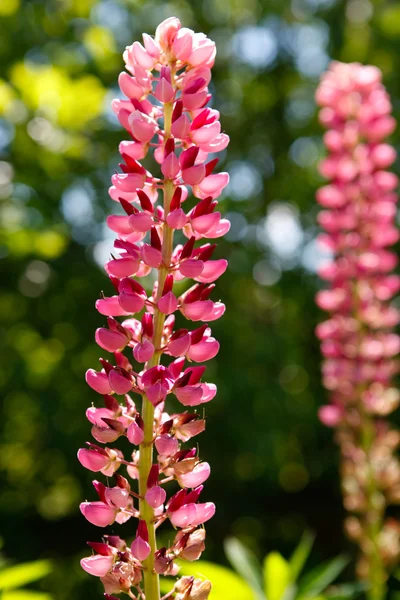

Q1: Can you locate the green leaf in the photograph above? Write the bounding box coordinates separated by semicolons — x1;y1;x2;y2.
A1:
2;592;52;600
324;582;367;599
168;560;255;600
264;552;291;600
224;537;264;600
289;531;315;582
0;562;52;591
297;556;349;598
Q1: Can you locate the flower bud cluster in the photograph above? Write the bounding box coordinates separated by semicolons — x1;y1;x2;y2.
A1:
315;62;400;584
78;17;229;600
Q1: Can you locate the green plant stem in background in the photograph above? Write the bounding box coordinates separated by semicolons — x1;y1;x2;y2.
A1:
360;410;386;600
138;102;174;600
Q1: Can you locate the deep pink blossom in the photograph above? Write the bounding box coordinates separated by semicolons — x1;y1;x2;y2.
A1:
78;17;228;600
316;61;400;586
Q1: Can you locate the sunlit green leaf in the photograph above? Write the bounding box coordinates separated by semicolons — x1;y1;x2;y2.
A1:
0;562;52;591
289;531;315;582
264;552;291;600
174;560;255;600
324;581;367;599
2;591;52;600
224;537;264;600
297;556;348;598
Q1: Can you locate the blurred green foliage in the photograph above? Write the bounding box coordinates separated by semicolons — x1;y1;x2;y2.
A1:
161;533;363;600
1;0;400;598
0;546;53;600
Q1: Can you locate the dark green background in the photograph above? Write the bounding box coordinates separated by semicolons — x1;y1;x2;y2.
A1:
1;0;400;597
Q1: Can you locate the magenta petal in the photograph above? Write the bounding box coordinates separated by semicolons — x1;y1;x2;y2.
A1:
190;501;215;526
96;297;130;317
112;173;145;192
206;218;231;239
169;503;197;528
158;291;178;314
106;215;134;235
80;555;114;577
182;300;213;321
141;245;162;268
161;152;180;179
145;485;166;508
178;462;211;488
95;328;127;352
175;385;204;406
118;292;146;314
108;370;133;395
187;338;219;362
105;257;140;278
203;301;226;321
147;382;168;406
131;536;151;562
182;164;206;186
179;259;204;278
133;340;155;363
167;208;187;229
168;333;191;357
80;501;116;527
127;420;145;445
199;382;217;403
196;259;227;283
197;173;229;198
86;369;112;394
78;448;109;472
191;212;221;235
155;434;179;456
128;212;154;233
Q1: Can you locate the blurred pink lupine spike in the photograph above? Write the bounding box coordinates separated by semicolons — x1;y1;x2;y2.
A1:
315;61;400;598
78;17;229;600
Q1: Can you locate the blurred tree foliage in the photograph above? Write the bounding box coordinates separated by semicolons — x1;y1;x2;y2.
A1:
0;0;399;598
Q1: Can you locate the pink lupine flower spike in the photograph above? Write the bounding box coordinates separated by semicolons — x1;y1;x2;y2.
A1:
78;17;229;600
316;61;400;599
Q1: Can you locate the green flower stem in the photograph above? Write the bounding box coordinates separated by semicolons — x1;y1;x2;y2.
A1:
138;100;174;600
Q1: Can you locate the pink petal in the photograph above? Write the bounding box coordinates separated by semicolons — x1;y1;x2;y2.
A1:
182;300;214;321
167;208;187;229
175;385;204;406
178;462;211;488
128;212;154;232
191;212;221;235
108;370;133;395
95;328;127;352
188;338;219;362
133;340;155;363
155;434;179;456
190;501;215;526
169;503;197;528
141;245;162;268
78;448;109;472
206;218;231;239
182;164;206;186
131;536;151;562
127;420;145;445
196;259;227;283
158;291;178;314
96;296;130;317
199;382;217;403
105;257;140;278
86;369;112;394
197;173;229;198
81;554;114;577
106;215;134;235
80;501;116;527
145;485;166;508
112;173;145;192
